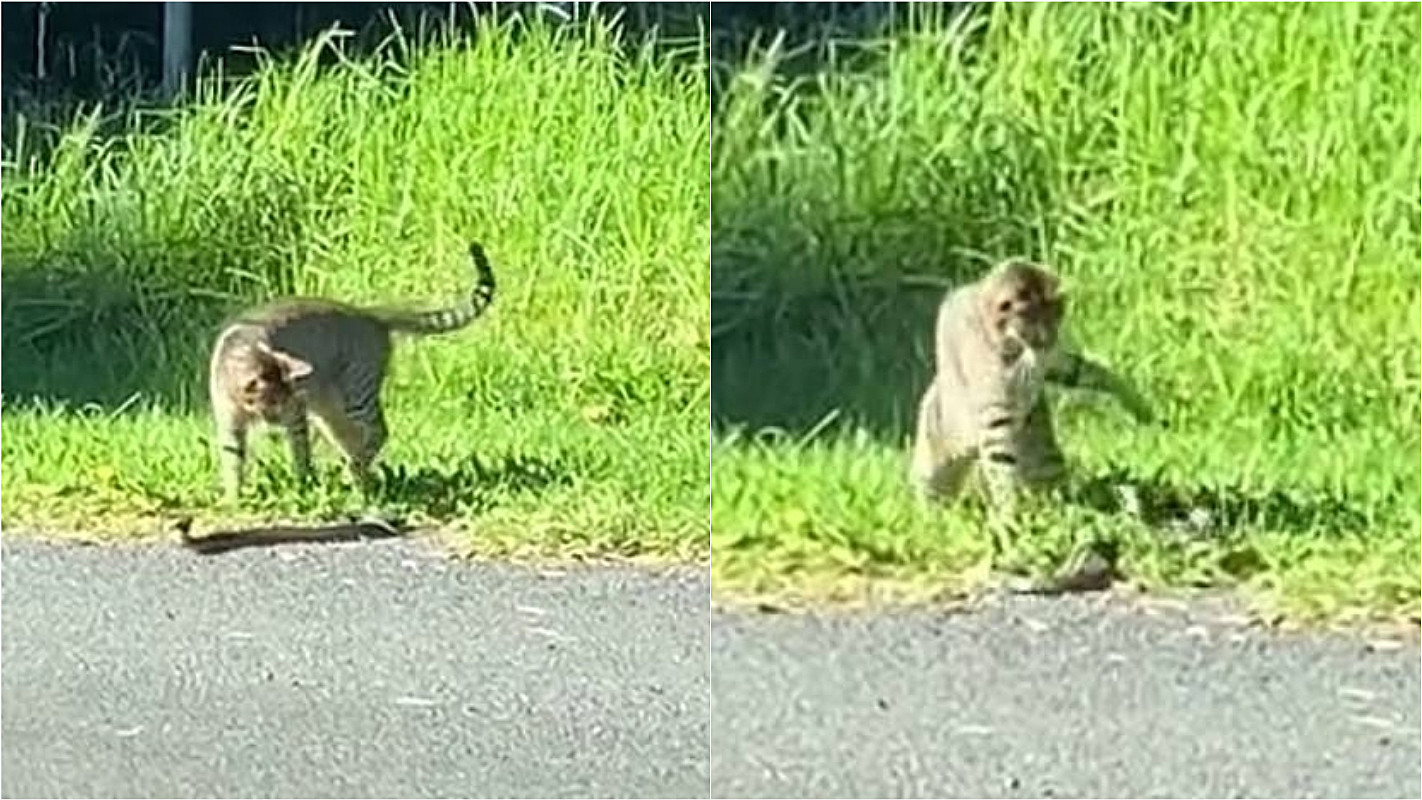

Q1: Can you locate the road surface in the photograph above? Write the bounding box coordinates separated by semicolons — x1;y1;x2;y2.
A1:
1;537;708;799
5;537;1418;799
711;592;1420;799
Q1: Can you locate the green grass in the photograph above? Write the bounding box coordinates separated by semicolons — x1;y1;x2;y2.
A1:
710;3;1420;623
1;16;710;562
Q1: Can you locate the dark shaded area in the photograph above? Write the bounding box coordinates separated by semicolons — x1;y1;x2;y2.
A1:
1059;464;1381;589
707;2;939;123
2;2;711;101
709;272;942;440
179;520;403;555
2;2;472;123
974;461;1379;586
0;266;222;412
1;164;323;411
1069;465;1374;538
233;450;577;508
0;1;940;106
0;2;712;154
176;451;572;554
960;465;1372;590
373;452;575;518
708;2;938;62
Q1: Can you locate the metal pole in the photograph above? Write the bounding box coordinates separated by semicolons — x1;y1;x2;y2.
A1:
162;1;192;101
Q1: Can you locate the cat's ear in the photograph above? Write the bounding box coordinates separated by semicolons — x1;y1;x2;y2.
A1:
1032;263;1061;295
256;341;313;380
273;350;313;380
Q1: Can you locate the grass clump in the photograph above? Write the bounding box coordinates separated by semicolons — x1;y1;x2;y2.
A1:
1;15;711;562
710;3;1420;623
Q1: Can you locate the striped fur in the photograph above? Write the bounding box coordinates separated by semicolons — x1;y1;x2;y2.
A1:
209;241;498;500
909;260;1152;514
373;242;497;334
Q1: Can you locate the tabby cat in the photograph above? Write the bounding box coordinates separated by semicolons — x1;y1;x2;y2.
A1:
208;241;497;500
908;259;1153;513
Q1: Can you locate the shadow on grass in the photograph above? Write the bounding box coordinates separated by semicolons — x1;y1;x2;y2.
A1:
184;452;575;554
1069;465;1374;538
1;254;225;412
1;170;321;412
710;273;938;439
373;452;576;519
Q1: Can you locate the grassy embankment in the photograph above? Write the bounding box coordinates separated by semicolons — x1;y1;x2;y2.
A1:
711;3;1420;623
1;16;711;562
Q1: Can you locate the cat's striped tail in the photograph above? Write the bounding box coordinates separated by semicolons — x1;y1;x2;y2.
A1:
383;241;498;335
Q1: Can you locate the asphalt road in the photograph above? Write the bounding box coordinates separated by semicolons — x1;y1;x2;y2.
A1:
1;537;709;799
5;537;1419;800
711;592;1421;799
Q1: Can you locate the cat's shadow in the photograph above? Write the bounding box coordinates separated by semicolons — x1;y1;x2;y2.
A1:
180;520;403;555
183;451;574;555
371;452;575;517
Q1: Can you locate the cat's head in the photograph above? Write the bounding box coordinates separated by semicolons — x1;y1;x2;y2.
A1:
231;341;312;422
979;259;1065;354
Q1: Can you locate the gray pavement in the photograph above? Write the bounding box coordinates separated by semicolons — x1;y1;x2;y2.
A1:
5;536;1418;800
1;537;709;799
710;592;1421;799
